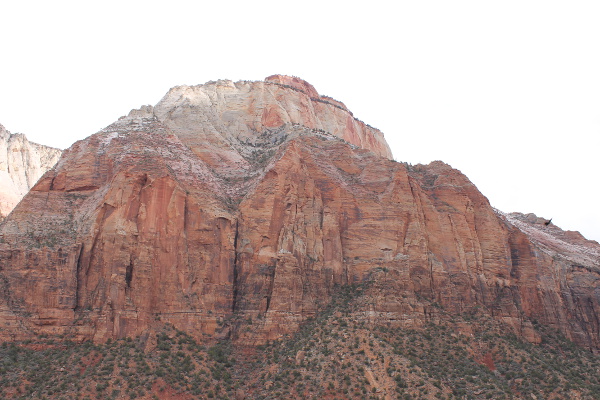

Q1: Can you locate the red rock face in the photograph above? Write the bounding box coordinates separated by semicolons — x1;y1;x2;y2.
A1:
0;77;598;351
265;74;321;98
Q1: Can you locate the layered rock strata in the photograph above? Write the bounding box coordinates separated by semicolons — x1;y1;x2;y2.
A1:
0;76;598;352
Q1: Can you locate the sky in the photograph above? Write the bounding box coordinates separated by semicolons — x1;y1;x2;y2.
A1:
1;1;599;242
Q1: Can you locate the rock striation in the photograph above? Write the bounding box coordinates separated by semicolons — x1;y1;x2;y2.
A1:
0;124;62;219
152;74;393;165
0;75;598;353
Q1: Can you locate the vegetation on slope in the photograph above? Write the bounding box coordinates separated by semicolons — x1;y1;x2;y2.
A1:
1;284;599;399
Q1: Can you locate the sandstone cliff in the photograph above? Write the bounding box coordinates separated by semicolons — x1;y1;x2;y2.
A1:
0;76;598;354
152;74;393;166
0;124;62;219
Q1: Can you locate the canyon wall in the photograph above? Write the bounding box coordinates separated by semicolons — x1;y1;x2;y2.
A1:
0;76;598;351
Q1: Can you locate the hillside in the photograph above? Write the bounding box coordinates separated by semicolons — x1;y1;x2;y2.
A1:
0;75;598;399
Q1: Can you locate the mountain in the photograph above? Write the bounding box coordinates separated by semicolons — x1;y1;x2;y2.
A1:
0;124;62;219
0;75;599;399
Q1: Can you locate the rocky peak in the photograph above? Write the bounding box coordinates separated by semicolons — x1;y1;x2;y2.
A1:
264;74;320;98
152;76;393;161
265;74;351;113
0;124;62;219
501;211;600;265
0;75;599;356
0;123;8;138
121;104;155;121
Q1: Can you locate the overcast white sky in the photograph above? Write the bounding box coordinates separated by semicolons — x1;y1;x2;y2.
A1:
1;1;599;242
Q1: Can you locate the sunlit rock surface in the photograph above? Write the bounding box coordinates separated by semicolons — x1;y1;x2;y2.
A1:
0;124;62;219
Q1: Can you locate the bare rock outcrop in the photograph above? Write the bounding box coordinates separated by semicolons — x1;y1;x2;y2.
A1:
153;75;393;164
0;76;598;353
0;124;62;219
